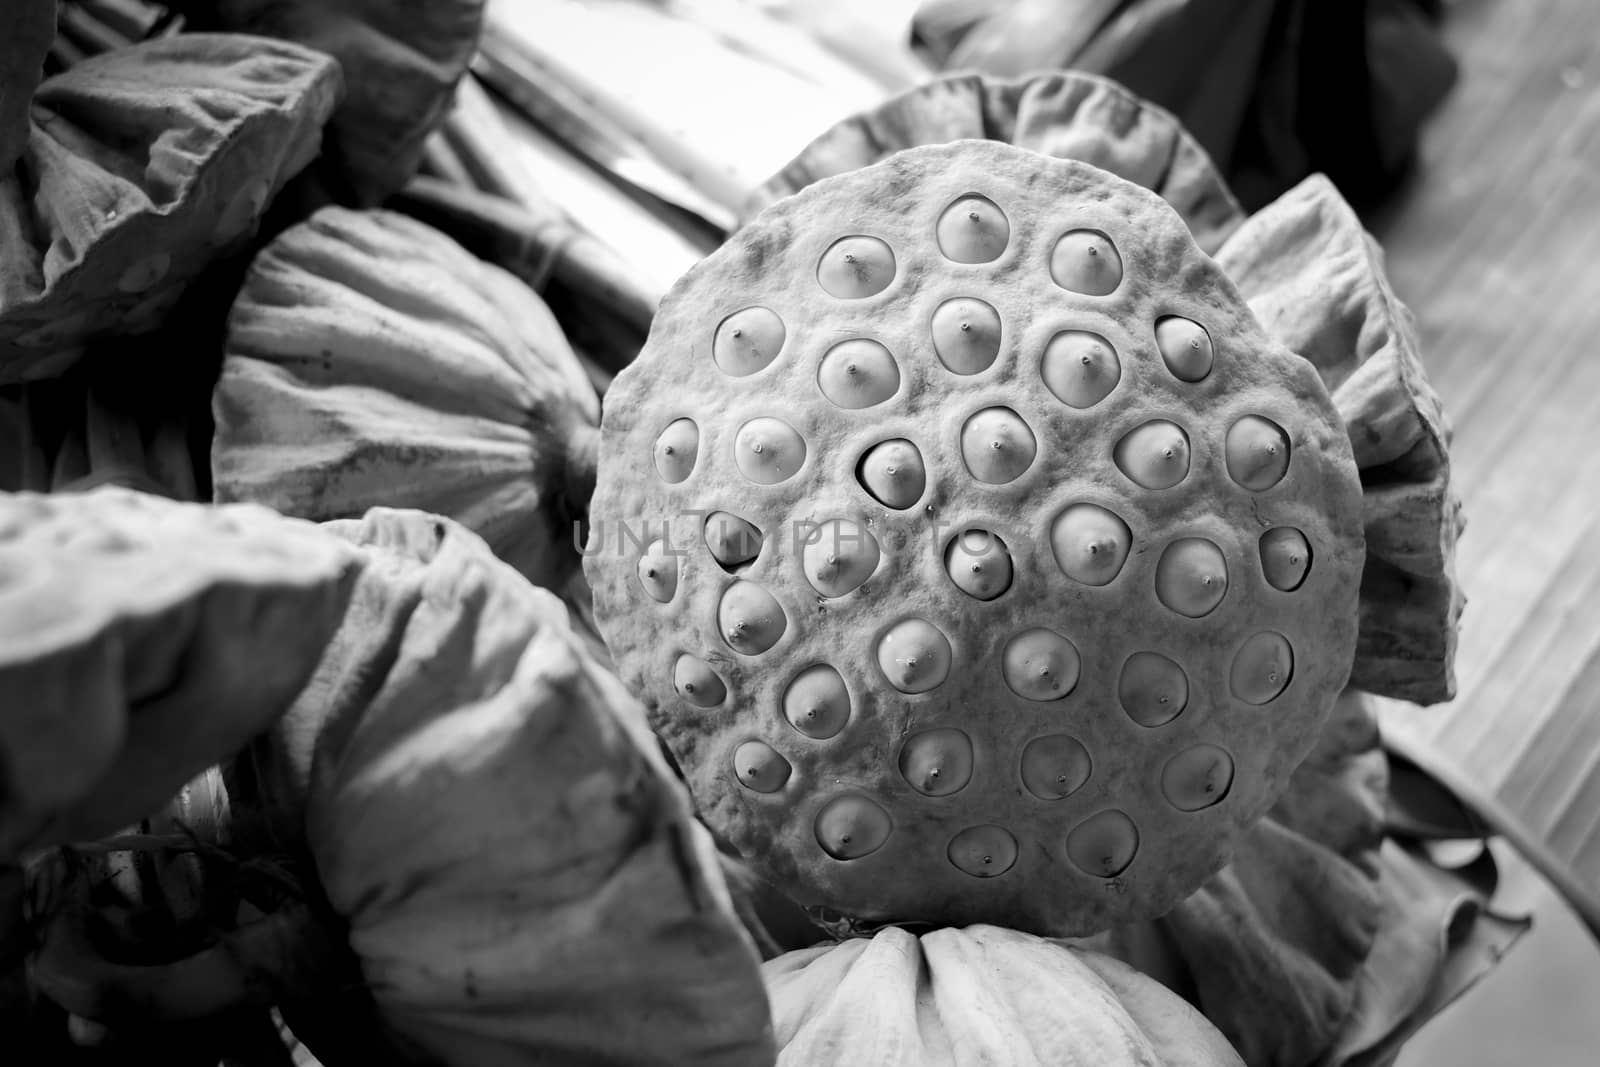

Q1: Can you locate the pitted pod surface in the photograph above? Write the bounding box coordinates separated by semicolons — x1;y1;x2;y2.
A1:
586;140;1365;936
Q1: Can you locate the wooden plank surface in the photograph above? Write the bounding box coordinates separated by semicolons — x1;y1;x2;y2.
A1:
1369;0;1600;901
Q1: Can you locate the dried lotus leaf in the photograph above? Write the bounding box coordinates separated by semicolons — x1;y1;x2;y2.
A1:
0;0;55;171
172;0;487;204
232;508;775;1067
211;207;598;590
1217;175;1462;705
746;70;1245;253
0;488;362;858
0;34;342;384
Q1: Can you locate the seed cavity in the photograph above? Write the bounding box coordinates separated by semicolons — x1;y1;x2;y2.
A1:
877;618;953;694
801;519;880;597
818;339;900;409
1260;527;1313;591
930;297;1003;374
713;306;786;376
1020;735;1092;800
936;195;1010;263
653;418;699;483
637;538;679;601
1049;230;1122;295
1002;628;1081;701
673;654;726;707
783;665;851;739
1155;538;1229;618
817;235;896;299
943;529;1012;600
1231;632;1294;704
898;728;974;796
815;794;893;859
960;407;1036;484
1161;744;1234;811
1050;503;1132;586
734;417;806;484
1066;810;1139;878
1225;415;1291;491
857;439;926;509
718;581;787;655
1040;331;1121;408
704;512;763;571
1118;652;1190;727
1114;420;1191;490
1155;317;1215;381
734;740;793;794
948;825;1018;878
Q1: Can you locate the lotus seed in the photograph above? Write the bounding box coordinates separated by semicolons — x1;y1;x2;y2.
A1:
801;519;880;597
1114;421;1191;490
713;307;786;376
1155;538;1229;618
1225;415;1291;490
1230;632;1294;704
1003;628;1081;701
783;665;851;739
1049;230;1122;295
858;439;926;509
948;826;1019;877
1066;810;1139;878
937;195;1010;263
734;741;793;794
734;417;806;485
1160;745;1234;811
653;418;699;483
877;618;953;694
1020;735;1092;800
1041;331;1121;408
704;512;763;570
818;339;900;409
961;408;1036;484
637;538;679;602
898;728;974;796
817;235;896;298
930;297;1003;374
717;581;788;655
1118;652;1190;727
1050;504;1132;586
815;795;892;859
673;654;726;707
1155;317;1214;381
1260;527;1313;591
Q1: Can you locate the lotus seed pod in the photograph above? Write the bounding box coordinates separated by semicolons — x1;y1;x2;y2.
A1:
930;297;1004;374
1260;527;1312;591
877;618;953;694
815;795;893;860
818;339;900;408
947;825;1019;877
899;728;975;796
714;306;786;376
637;539;678;602
1050;504;1132;587
1066;810;1139;878
961;407;1037;484
673;654;726;707
1114;421;1191;490
719;581;787;655
1155;317;1215;381
1019;735;1092;800
654;418;699;483
1161;745;1234;811
944;530;1013;600
1040;331;1120;408
1155;538;1228;618
735;417;807;484
1230;632;1294;705
784;665;851;739
1003;629;1081;701
801;519;880;597
857;439;926;509
817;235;896;298
1050;230;1122;295
937;195;1010;263
704;512;763;569
1118;652;1189;727
735;740;793;794
1225;415;1291;491
589;141;1365;936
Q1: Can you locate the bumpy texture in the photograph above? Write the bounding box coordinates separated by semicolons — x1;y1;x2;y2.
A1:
211;207;599;591
0;488;361;858
765;924;1244;1065
1217;175;1462;705
0;34;342;383
170;0;486;204
745;70;1246;255
587;140;1365;935
230;508;775;1067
